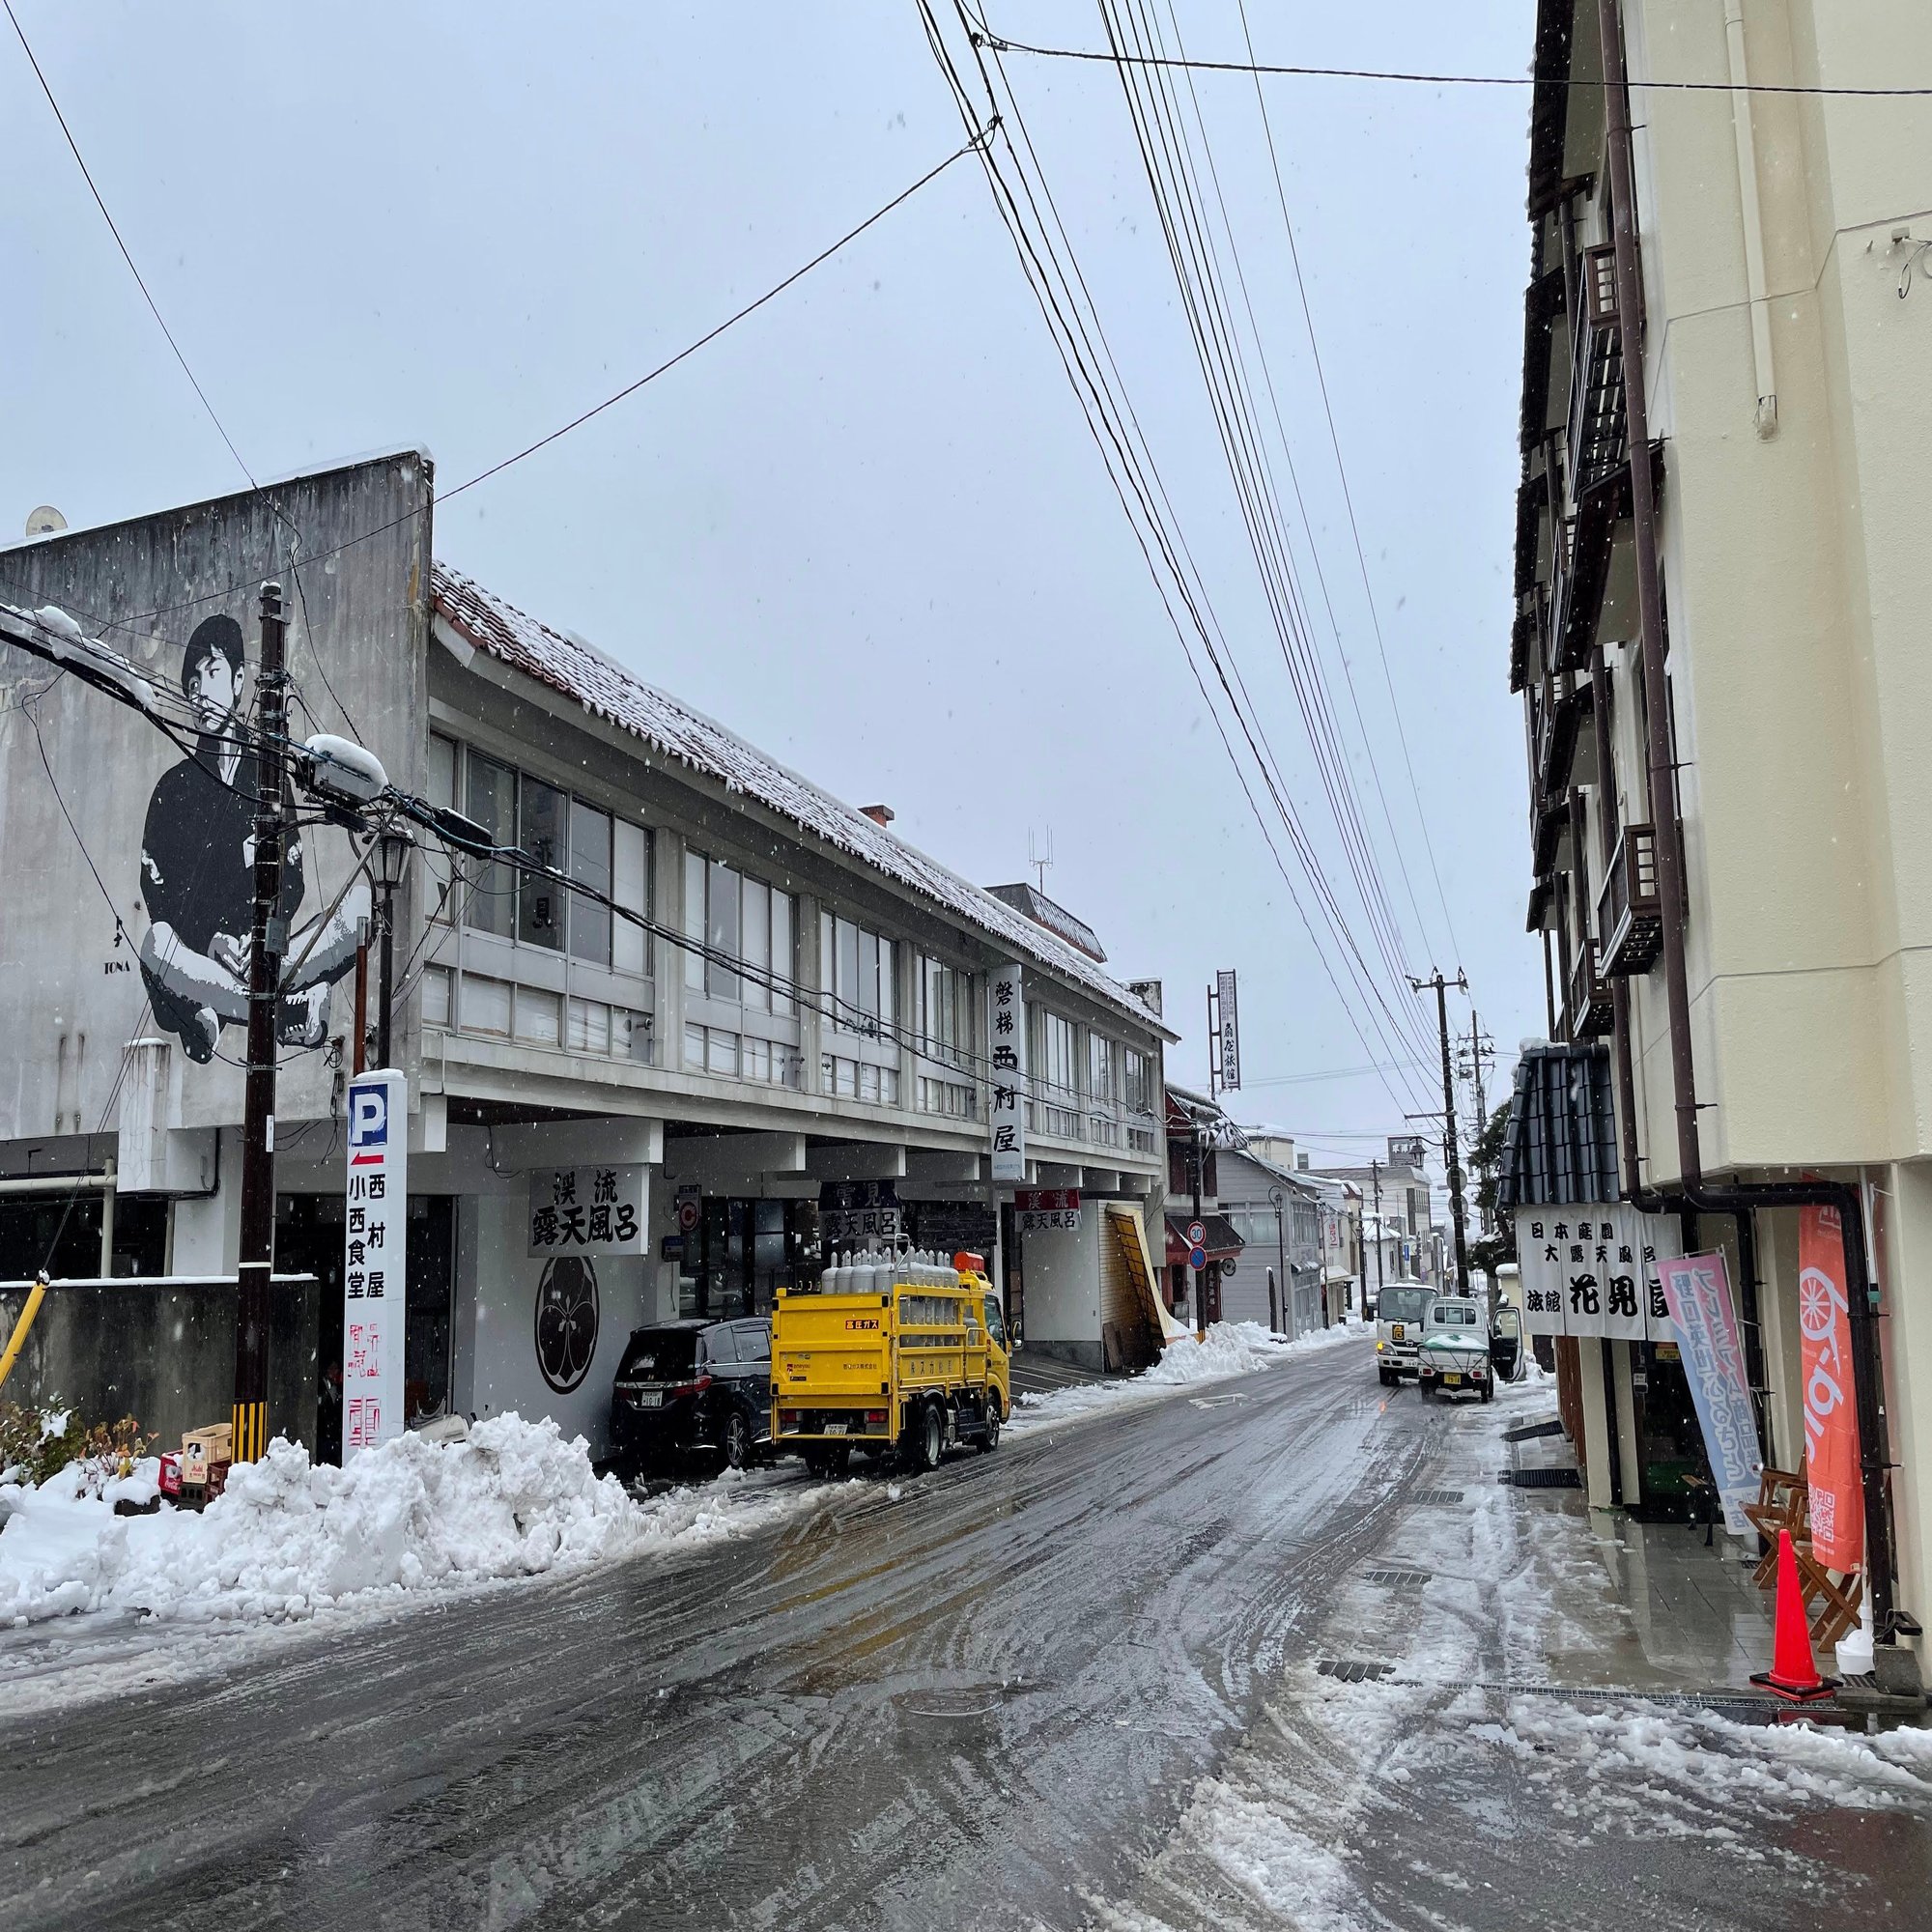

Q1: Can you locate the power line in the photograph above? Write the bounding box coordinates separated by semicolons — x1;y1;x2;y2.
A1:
3;0;259;487
1230;0;1463;968
923;4;1436;1117
965;16;1932;98
0;127;990;659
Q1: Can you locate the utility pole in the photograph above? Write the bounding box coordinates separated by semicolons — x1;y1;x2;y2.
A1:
1190;1124;1207;1342
1370;1159;1384;1303
1410;970;1471;1295
1461;1012;1495;1232
234;582;289;1467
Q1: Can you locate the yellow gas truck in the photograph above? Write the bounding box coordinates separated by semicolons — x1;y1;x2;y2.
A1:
771;1250;1010;1476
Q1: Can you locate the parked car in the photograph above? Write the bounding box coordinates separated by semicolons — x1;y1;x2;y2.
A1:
1417;1296;1492;1402
609;1317;772;1473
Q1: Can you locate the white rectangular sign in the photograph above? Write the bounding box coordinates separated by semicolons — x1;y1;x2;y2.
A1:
1216;968;1240;1092
344;1069;407;1461
527;1164;647;1257
1514;1204;1681;1342
988;962;1027;1181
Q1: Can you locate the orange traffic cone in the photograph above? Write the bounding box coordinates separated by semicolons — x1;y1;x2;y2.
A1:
1751;1529;1837;1703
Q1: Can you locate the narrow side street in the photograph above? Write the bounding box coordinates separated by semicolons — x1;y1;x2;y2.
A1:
2;1339;1927;1932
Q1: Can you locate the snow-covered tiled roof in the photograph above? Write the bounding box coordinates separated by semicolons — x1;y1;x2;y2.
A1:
431;562;1169;1036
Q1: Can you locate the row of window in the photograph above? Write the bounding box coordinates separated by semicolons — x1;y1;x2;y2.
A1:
423;732;1153;1130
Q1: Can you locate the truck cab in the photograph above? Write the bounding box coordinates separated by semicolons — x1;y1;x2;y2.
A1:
1375;1280;1436;1386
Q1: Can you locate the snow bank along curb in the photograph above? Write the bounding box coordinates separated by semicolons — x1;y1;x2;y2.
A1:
1006;1319;1367;1439
0;1413;817;1629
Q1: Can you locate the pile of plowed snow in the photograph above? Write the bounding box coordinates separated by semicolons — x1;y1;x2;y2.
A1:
0;1415;808;1627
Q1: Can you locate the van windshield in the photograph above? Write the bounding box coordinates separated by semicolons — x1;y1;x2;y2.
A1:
1379;1289;1433;1325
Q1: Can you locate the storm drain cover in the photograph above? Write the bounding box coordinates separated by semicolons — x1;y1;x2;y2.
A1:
1506;1467;1582;1490
1361;1567;1433;1588
1408;1489;1464;1505
1503;1418;1566;1442
1317;1659;1396;1684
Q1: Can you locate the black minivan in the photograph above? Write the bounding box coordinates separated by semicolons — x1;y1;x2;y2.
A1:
609;1318;772;1473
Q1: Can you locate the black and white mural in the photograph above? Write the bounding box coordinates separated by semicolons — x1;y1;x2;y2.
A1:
138;612;364;1065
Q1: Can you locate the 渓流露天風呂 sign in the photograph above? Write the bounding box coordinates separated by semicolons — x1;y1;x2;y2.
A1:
527;1165;647;1257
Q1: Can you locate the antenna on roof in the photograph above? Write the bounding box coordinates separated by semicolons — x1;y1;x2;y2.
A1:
1028;825;1054;895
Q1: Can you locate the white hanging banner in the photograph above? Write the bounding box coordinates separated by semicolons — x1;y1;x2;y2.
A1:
987;963;1027;1181
343;1069;408;1462
1514;1204;1681;1343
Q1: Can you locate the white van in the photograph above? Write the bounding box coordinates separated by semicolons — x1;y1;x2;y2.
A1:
1375;1280;1436;1386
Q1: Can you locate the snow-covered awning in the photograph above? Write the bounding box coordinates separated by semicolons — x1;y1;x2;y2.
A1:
432;563;1172;1039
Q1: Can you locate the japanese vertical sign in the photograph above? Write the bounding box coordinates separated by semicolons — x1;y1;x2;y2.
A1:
1215;969;1241;1093
1798;1204;1863;1571
527;1165;646;1257
343;1069;407;1461
1657;1251;1762;1535
988;962;1026;1181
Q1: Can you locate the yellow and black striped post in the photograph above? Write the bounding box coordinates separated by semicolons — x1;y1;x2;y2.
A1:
231;1399;268;1465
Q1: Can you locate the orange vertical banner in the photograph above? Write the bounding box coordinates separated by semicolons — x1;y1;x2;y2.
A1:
1798;1204;1863;1572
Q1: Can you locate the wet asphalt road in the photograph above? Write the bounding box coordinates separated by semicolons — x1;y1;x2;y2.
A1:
1;1339;1412;1930
5;1340;1929;1931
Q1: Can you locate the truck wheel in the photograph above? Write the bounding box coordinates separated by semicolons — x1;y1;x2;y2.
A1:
1479;1380;1493;1405
915;1402;944;1472
978;1400;1001;1453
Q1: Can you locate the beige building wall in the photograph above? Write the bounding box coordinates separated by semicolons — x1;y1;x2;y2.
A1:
1529;0;1932;1651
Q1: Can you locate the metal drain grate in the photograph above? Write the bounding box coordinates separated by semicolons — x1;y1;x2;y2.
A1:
1506;1467;1581;1490
1362;1567;1433;1588
1408;1489;1464;1505
1503;1418;1566;1442
1317;1659;1396;1684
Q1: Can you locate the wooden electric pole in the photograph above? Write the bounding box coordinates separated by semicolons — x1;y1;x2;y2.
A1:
234;581;289;1465
1410;970;1471;1295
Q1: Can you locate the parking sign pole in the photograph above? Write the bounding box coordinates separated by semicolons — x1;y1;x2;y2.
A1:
233;582;289;1465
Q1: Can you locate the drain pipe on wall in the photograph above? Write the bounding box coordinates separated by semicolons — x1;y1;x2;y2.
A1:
1722;0;1779;437
1598;0;1701;1193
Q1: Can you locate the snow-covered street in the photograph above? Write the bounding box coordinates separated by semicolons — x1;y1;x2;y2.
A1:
1;1335;1926;1931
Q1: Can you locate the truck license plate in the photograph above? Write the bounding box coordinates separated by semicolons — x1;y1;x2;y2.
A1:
825;1422;848;1435
1444;1373;1462;1385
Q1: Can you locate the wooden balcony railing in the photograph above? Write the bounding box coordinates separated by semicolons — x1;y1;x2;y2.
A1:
1596;823;1663;978
1567;934;1614;1039
1566;246;1629;502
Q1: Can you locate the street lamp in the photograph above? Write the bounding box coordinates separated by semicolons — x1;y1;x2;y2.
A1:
1268;1185;1289;1339
374;828;413;1070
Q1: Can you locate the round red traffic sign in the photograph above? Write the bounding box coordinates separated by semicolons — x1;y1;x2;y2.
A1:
1188;1246;1207;1271
676;1198;700;1234
1185;1220;1206;1247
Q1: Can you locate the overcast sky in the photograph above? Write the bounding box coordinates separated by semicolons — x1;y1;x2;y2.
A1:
1;0;1542;1176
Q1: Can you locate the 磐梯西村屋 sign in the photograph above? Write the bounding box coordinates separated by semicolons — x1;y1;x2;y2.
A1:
1658;1250;1763;1537
1798;1203;1863;1572
527;1165;647;1257
344;1070;407;1462
988;963;1027;1181
1015;1187;1081;1234
1512;1205;1680;1342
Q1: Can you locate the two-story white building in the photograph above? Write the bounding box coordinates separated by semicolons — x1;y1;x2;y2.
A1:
0;452;1173;1454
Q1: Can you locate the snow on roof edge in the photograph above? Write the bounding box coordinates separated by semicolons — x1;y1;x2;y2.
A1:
430;561;1171;1037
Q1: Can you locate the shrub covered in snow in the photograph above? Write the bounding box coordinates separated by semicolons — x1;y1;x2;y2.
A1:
0;1399;152;1495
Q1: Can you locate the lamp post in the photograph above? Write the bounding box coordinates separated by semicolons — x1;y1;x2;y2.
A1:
1268;1185;1289;1340
374;828;413;1070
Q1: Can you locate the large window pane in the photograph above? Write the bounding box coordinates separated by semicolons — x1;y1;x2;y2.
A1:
772;894;794;1015
837;918;860;1031
428;734;456;810
612;820;649;977
518;777;567;951
707;860;741;1002
464;753;516;937
684;850;706;990
741;878;770;1011
858;929;880;1023
569;800;612;966
878;939;896;1030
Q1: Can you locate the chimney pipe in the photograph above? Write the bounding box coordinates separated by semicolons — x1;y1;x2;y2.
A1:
859;804;895;828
